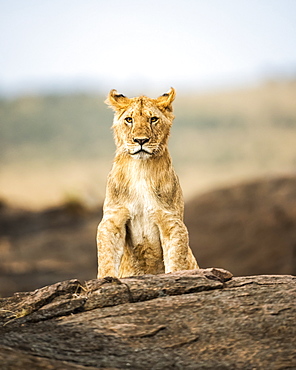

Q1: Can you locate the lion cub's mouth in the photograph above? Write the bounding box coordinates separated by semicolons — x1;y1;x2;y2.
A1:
129;145;153;157
132;148;152;155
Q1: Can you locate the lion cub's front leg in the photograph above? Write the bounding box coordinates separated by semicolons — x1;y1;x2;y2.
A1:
97;207;129;278
157;212;199;272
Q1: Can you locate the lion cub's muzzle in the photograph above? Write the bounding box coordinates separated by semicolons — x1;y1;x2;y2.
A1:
130;136;153;156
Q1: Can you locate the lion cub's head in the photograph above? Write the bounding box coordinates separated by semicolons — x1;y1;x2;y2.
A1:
105;88;176;159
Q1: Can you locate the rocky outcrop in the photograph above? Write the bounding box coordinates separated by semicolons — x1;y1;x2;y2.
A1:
1;175;296;298
0;176;296;297
186;175;296;276
0;269;295;369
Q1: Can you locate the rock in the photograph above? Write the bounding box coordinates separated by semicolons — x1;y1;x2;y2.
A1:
186;175;296;276
0;269;295;369
1;175;296;298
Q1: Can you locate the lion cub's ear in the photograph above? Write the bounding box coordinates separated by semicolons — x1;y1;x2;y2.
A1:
155;87;176;112
105;89;131;111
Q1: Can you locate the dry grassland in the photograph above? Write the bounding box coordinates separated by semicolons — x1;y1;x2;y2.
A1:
1;80;296;209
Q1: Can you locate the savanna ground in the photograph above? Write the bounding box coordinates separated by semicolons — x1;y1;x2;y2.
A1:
0;80;296;296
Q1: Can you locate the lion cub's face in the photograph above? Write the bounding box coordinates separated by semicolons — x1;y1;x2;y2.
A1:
105;88;176;159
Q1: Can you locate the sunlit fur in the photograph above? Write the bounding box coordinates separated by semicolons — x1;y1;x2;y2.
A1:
97;88;198;278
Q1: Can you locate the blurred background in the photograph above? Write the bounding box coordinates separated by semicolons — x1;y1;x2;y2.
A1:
1;0;296;296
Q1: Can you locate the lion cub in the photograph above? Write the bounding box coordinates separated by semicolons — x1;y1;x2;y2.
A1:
97;88;198;278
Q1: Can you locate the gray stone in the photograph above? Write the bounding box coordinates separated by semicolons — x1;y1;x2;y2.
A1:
0;269;295;369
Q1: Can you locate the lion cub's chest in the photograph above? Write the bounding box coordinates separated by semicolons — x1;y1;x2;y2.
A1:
126;173;160;248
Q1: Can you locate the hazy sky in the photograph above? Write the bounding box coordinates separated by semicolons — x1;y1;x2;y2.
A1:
1;0;296;95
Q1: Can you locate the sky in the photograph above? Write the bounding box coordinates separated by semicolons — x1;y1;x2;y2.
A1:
1;0;296;95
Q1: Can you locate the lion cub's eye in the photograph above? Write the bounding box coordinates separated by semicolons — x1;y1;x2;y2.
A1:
124;117;133;125
150;116;159;124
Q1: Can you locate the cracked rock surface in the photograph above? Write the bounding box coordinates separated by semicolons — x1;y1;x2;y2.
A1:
0;269;295;369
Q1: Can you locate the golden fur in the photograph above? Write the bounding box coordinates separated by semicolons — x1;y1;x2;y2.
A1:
97;88;198;278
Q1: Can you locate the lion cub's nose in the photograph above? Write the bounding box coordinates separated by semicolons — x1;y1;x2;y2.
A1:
133;137;150;145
